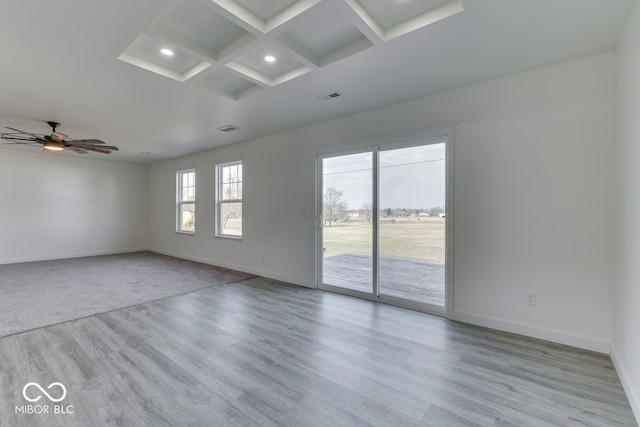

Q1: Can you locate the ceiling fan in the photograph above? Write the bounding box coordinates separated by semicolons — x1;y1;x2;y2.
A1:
0;121;118;154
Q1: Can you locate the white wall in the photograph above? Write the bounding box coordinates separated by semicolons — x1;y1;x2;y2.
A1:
0;149;148;263
613;0;640;420
148;51;616;353
449;54;616;353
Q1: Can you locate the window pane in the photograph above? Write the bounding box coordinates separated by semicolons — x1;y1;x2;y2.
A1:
222;182;235;200
220;202;242;236
379;143;446;306
322;152;373;292
178;171;195;202
217;161;242;238
177;169;195;233
179;203;195;232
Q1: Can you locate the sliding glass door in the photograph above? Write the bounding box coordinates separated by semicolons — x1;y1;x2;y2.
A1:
321;152;373;293
318;136;450;315
378;143;446;306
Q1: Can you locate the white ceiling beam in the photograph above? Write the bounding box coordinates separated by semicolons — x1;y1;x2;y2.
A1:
216;32;261;63
182;62;212;81
337;0;385;45
225;61;272;87
207;0;266;33
319;37;373;67
271;65;312;86
265;0;322;33
385;0;464;41
275;34;321;68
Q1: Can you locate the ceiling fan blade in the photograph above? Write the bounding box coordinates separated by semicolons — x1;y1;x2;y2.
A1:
1;133;41;143
72;143;119;151
76;145;112;154
5;127;45;139
70;147;89;154
72;138;105;145
2;141;42;147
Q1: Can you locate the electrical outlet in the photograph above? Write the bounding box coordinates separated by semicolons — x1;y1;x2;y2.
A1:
525;291;536;306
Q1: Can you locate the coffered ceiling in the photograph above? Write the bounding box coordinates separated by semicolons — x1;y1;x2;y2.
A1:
0;0;634;163
118;0;463;99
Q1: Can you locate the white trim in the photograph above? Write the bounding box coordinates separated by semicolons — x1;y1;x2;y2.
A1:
214;159;243;239
373;145;380;298
214;234;243;241
610;343;640;425
450;310;610;354
311;124;457;159
0;248;148;266
176;168;196;233
445;126;455;318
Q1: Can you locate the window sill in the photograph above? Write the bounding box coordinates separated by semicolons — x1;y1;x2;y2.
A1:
215;234;242;241
176;231;195;235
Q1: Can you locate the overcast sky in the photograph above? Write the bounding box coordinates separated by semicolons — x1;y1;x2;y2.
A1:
323;143;445;210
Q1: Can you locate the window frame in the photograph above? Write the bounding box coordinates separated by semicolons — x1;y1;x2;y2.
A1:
176;168;196;234
215;160;243;239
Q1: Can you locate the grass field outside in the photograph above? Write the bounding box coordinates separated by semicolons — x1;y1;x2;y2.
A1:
322;217;445;262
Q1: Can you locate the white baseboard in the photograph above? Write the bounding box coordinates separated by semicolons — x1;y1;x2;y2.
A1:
450;310;610;354
148;249;317;289
610;343;640;425
0;248;148;265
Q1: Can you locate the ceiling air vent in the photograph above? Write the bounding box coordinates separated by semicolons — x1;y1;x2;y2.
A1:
316;90;343;101
217;124;240;132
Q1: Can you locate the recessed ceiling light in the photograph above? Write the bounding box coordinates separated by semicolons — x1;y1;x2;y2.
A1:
264;55;276;63
160;48;174;56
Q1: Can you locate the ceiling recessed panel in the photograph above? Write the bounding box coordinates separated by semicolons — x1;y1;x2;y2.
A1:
356;0;452;30
233;0;299;21
157;0;248;53
124;34;203;75
277;4;372;63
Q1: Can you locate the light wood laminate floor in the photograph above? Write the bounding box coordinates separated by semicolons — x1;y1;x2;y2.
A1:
0;277;636;426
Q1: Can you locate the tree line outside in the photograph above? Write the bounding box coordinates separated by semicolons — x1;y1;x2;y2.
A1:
322;186;444;226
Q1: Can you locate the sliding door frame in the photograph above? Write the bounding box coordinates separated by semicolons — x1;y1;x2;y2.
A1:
316;127;455;318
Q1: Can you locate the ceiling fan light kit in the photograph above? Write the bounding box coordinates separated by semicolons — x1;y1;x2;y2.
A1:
43;141;65;151
0;121;119;155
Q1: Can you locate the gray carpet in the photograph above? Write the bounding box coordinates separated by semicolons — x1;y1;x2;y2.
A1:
0;251;255;337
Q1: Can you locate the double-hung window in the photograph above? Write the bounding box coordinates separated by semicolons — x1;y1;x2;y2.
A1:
215;160;242;238
177;169;195;233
